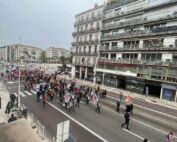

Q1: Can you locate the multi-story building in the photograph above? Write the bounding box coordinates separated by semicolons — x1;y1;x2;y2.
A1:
0;44;43;63
96;0;177;102
71;4;103;81
45;47;71;63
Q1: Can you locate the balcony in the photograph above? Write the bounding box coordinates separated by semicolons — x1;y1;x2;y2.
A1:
100;45;177;52
104;0;177;20
102;13;177;31
74;16;101;26
102;26;177;41
73;61;95;67
72;27;100;37
98;58;177;67
72;39;99;46
72;51;97;56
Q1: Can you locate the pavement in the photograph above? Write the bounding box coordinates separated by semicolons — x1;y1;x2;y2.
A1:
0;119;46;142
0;81;10;123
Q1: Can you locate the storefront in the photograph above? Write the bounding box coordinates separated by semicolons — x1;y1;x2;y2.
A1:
126;77;145;94
160;84;177;102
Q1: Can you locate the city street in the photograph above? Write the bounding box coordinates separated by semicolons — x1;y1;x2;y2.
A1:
6;81;177;142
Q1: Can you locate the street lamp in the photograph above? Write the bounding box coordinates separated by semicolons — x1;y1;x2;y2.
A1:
18;64;21;107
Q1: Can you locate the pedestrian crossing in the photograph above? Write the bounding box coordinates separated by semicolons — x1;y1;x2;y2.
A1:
20;90;36;97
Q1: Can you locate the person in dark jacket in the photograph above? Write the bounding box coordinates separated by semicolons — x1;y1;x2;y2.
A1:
121;111;130;130
129;103;134;115
8;114;17;123
116;100;120;113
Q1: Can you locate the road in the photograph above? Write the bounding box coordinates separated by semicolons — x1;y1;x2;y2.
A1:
6;81;177;142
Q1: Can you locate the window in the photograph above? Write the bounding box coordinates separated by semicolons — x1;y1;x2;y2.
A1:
94;46;97;53
90;23;93;29
89;35;92;41
111;54;116;59
89;46;91;53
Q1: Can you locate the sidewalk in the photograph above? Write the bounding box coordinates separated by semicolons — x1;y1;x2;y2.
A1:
0;81;10;124
64;77;177;110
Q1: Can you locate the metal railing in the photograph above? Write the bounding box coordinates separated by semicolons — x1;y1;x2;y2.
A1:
73;27;100;36
101;26;177;40
72;40;99;46
98;58;177;67
102;13;177;30
104;0;177;20
74;15;101;26
28;110;56;142
100;45;177;51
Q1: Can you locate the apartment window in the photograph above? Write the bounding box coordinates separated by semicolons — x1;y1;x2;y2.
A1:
94;46;97;53
85;24;88;30
31;51;36;55
173;55;177;61
90;23;93;29
92;12;95;18
76;37;79;42
111;54;116;59
112;42;117;47
76;47;78;53
89;35;92;41
84;46;86;53
89;46;91;53
175;40;177;47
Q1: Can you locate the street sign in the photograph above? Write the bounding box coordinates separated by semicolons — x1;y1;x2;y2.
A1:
56;120;70;142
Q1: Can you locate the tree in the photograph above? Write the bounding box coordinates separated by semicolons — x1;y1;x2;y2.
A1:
60;56;65;63
40;51;46;63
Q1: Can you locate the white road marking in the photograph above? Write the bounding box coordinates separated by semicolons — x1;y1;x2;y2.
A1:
107;95;177;120
48;102;108;142
123;129;145;140
20;92;26;97
139;113;170;125
24;90;33;96
100;103;177;139
31;90;37;94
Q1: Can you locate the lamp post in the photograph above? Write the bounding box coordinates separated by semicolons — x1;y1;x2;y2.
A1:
18;64;21;107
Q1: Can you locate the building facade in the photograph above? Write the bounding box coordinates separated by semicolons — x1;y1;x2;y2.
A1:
45;47;71;63
96;0;177;102
71;4;103;81
0;44;43;63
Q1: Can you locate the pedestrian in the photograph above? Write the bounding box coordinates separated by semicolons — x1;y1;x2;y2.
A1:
76;94;81;108
116;100;120;112
120;92;123;102
121;111;130;130
96;101;101;113
129;103;134;115
42;95;47;107
166;131;174;142
8;114;17;123
143;138;148;142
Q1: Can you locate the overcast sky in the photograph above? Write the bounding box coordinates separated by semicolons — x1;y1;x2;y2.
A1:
0;0;104;49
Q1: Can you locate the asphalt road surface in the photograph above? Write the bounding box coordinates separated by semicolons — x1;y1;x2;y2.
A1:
7;81;177;142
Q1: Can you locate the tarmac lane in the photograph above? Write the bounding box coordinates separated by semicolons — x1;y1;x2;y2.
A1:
21;95;105;142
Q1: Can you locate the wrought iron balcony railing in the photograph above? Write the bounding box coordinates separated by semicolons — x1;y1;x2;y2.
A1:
72;39;99;46
100;46;177;52
102;13;177;30
74;16;101;26
73;61;95;67
72;27;100;36
98;58;177;67
101;26;177;40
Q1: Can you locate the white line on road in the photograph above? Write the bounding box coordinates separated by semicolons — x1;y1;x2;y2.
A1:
31;90;37;94
100;103;177;139
123;129;144;140
48;102;108;142
20;92;26;97
24;91;33;96
107;95;177;120
139;112;170;125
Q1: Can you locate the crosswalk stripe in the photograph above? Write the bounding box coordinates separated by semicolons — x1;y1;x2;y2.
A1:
24;90;33;96
20;92;26;97
31;90;37;94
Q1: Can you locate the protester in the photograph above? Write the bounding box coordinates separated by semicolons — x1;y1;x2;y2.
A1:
121;111;130;130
